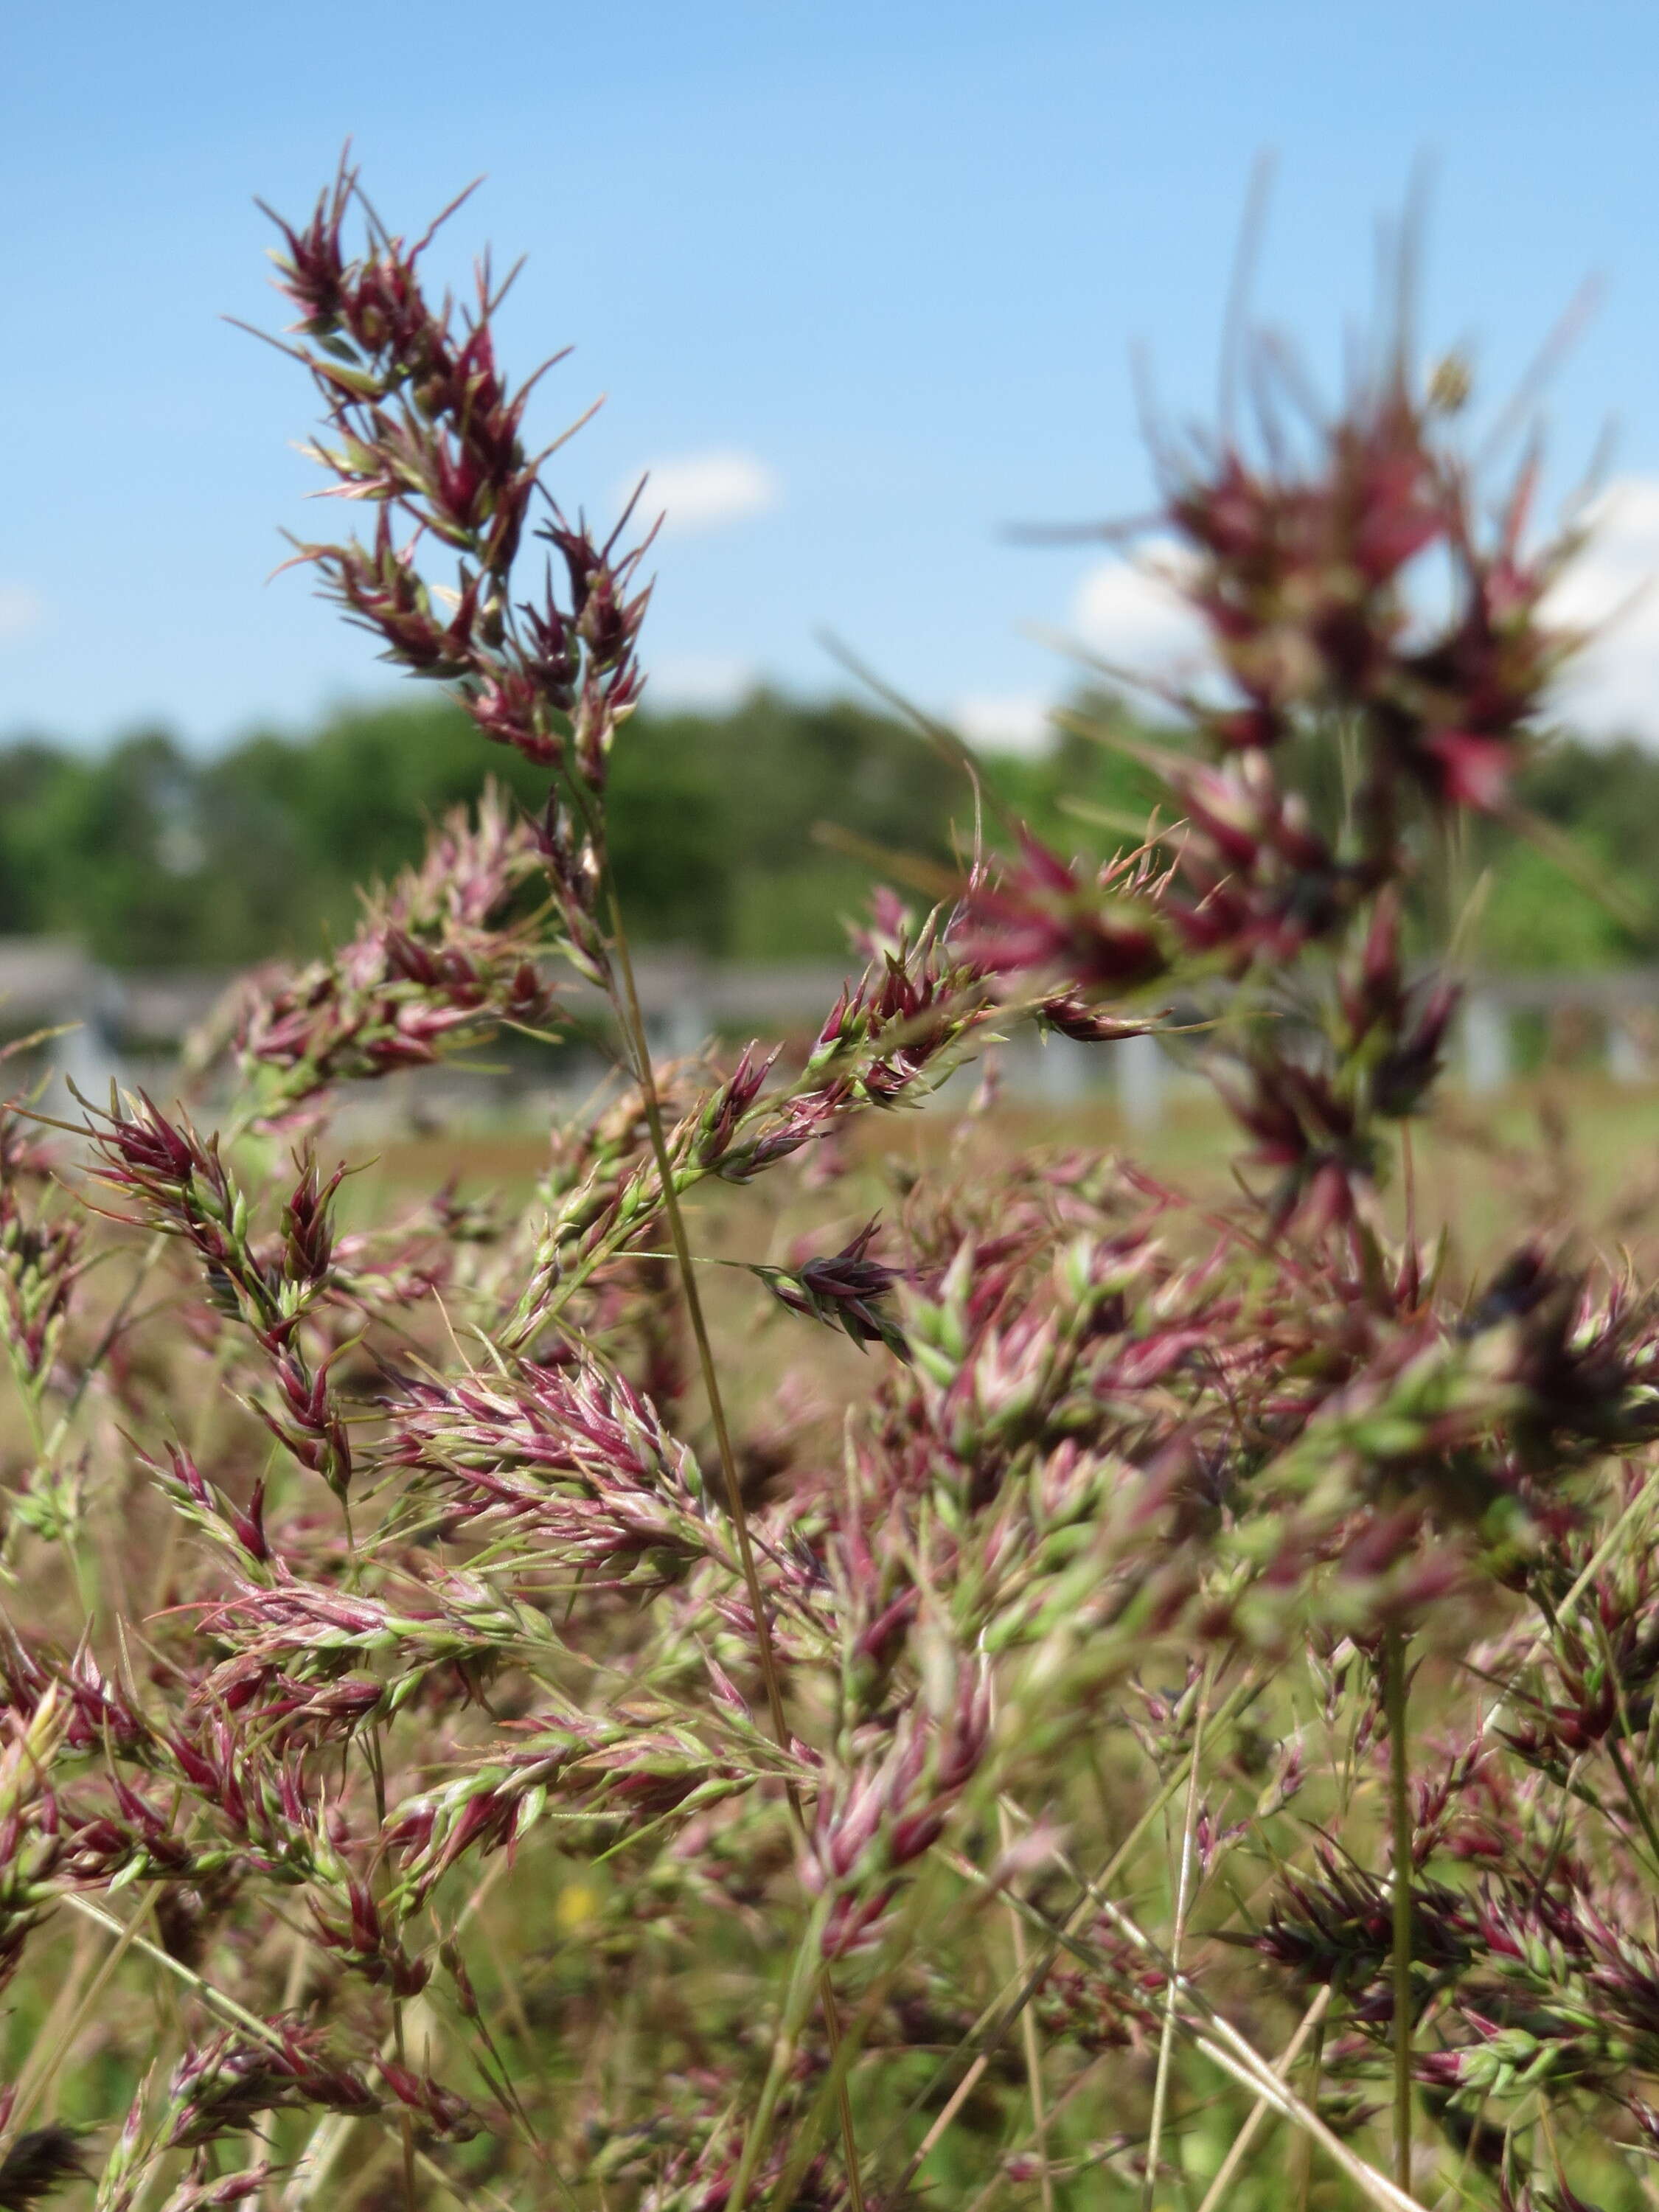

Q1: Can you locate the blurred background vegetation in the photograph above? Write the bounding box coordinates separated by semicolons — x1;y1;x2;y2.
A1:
0;690;1648;971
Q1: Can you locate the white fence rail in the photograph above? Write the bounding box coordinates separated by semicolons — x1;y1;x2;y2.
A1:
4;939;1657;1132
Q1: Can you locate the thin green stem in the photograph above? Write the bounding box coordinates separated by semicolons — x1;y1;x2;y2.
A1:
718;1899;833;2212
63;1893;296;2050
597;876;864;2212
1194;1984;1331;2212
4;1885;164;2143
944;1848;1429;2212
1585;1608;1659;1879
1142;1664;1212;2212
1383;1623;1414;2196
1293;1966;1338;2212
885;1670;1266;2196
1476;1463;1658;1748
998;1797;1053;2212
345;1506;415;2212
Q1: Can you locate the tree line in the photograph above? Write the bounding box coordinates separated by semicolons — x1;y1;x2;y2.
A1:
0;688;1649;973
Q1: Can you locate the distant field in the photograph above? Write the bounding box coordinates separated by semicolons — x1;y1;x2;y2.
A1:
360;1073;1659;1284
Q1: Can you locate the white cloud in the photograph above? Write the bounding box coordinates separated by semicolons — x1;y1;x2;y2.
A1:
0;585;45;644
953;692;1056;757
1071;538;1209;712
627;451;780;535
1545;477;1659;741
649;653;760;712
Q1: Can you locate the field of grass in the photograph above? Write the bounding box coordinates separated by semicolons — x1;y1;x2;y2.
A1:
4;1067;1646;2208
14;142;1659;2212
363;1073;1659;1278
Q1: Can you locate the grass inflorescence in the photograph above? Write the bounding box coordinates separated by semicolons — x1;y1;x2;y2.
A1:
1;161;1656;2211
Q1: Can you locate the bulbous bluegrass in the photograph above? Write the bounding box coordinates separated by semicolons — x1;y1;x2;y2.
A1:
0;164;1649;2211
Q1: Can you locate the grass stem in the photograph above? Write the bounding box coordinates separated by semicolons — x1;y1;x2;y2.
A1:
1142;1665;1212;2211
599;885;864;2212
1383;1621;1414;2197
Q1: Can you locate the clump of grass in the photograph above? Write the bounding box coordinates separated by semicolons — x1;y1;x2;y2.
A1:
1;160;1655;2212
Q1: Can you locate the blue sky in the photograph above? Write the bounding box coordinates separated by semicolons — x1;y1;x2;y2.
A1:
8;0;1659;751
